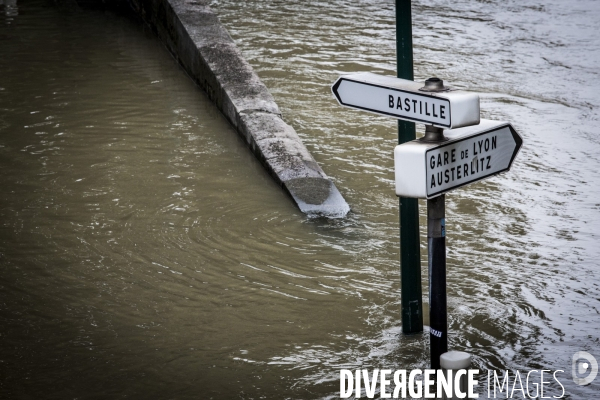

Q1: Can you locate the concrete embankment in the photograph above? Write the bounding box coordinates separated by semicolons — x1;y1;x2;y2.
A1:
126;0;349;218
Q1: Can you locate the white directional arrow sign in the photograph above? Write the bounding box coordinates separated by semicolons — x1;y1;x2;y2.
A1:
394;119;523;199
332;72;480;129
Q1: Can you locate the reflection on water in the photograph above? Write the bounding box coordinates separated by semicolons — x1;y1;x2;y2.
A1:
1;0;18;20
1;0;599;398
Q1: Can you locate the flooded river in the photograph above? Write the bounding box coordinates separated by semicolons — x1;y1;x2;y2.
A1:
1;0;599;398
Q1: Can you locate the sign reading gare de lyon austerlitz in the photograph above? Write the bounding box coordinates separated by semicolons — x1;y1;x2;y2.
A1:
394;119;523;199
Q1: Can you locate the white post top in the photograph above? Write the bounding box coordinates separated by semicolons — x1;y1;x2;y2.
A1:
440;351;471;369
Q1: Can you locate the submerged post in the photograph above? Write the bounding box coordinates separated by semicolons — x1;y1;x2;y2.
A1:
396;0;423;334
419;123;449;368
428;191;447;369
422;124;448;369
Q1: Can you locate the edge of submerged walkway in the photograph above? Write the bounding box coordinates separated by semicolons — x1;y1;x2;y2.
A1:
127;0;349;218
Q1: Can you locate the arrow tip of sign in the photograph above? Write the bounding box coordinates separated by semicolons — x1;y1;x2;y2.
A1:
331;78;343;103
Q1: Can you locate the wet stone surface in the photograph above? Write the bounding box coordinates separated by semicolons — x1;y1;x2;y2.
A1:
285;177;332;205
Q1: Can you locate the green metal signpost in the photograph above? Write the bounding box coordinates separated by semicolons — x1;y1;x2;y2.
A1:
395;0;423;334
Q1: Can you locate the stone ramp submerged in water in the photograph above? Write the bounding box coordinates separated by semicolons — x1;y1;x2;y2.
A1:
126;0;350;218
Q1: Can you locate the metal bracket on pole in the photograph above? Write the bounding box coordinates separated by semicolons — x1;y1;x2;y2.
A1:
420;125;448;143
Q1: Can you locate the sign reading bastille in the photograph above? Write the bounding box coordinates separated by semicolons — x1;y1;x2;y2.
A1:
331;72;480;129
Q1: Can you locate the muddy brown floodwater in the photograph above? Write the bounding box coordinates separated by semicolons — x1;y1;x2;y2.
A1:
1;0;599;398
